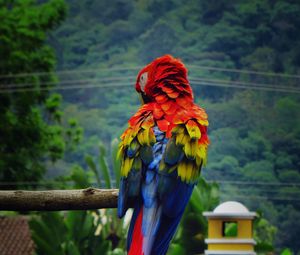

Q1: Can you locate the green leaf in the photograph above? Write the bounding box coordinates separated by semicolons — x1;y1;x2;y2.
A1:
281;248;293;255
111;138;121;188
65;240;81;255
71;165;90;188
108;248;126;255
167;243;185;255
189;185;204;212
85;154;101;187
99;143;112;189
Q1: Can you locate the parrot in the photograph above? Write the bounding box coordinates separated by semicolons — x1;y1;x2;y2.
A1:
117;55;209;255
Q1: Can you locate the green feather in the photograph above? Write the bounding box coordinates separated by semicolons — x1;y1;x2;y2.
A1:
164;138;183;165
140;146;153;164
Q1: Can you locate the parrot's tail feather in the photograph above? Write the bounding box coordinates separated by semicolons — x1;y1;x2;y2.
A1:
128;207;144;255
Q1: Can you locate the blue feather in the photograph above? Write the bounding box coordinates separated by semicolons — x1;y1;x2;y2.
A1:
148;154;162;170
128;169;142;196
150;212;183;255
142;200;158;235
162;180;194;217
153;143;162;153
117;178;128;218
142;176;157;208
145;170;155;184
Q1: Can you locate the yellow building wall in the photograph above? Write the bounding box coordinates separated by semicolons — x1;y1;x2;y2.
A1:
208;243;254;251
208;219;223;238
238;219;252;238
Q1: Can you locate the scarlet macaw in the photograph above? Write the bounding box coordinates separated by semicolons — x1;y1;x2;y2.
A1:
117;55;209;255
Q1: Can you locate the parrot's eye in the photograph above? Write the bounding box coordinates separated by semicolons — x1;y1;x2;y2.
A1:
139;72;148;92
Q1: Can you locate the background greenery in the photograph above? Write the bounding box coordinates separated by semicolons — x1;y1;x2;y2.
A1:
1;0;300;254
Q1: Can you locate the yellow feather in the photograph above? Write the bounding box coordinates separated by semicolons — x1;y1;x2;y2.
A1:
123;132;130;146
143;127;150;145
182;133;191;144
149;128;156;145
197;119;209;126
184;143;191;158
186;121;201;139
176;133;184;145
123;129;136;147
184;140;197;159
137;130;145;145
121;157;134;177
177;132;191;146
178;161;187;182
196;154;203;166
172;125;185;135
191;140;198;157
197;145;207;165
185;162;193;181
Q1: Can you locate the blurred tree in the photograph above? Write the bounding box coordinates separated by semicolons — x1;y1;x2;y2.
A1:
0;0;73;187
30;141;126;255
254;211;277;254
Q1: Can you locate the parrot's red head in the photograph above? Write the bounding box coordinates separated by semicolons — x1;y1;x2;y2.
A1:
135;55;193;104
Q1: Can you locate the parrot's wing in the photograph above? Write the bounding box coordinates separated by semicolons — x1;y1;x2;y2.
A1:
159;119;208;212
117;113;156;218
150;119;208;254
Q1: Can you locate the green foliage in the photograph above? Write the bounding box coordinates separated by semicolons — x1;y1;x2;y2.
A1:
0;0;69;187
224;222;238;237
3;0;299;253
30;210;114;255
30;145;126;254
281;248;293;255
254;212;277;254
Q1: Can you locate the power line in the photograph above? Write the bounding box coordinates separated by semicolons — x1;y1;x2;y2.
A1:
219;188;300;195
0;66;140;79
1;64;300;79
0;82;133;93
0;76;136;89
190;80;300;94
1;75;299;91
190;77;299;90
207;180;300;186
1;78;300;94
220;195;300;202
188;64;300;79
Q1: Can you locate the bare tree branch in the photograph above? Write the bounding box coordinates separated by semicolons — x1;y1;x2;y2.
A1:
0;188;119;211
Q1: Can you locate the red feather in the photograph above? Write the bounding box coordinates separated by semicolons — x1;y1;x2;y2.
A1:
129;208;144;255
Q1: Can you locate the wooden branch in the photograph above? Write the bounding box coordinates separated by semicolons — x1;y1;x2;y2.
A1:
0;188;119;211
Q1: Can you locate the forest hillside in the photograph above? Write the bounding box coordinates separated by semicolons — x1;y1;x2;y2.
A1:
1;0;299;253
48;0;300;252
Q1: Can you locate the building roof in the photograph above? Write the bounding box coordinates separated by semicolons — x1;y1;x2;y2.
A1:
0;216;35;255
203;201;257;219
214;201;250;213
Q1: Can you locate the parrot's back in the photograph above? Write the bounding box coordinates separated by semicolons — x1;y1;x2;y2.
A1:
117;55;209;255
